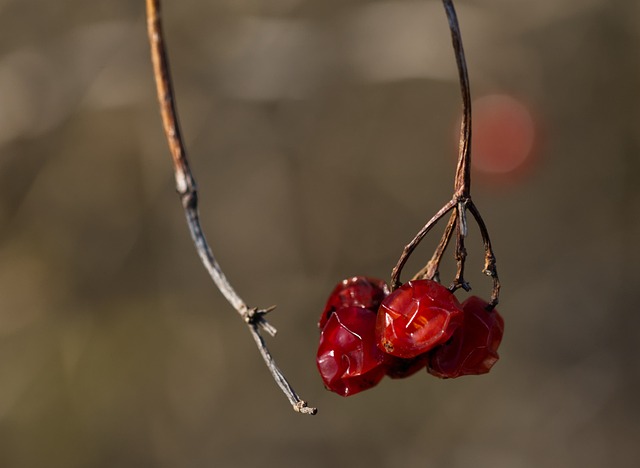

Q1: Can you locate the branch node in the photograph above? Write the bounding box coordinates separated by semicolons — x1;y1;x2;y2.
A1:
450;280;471;292
483;265;496;277
294;401;318;415
392;1;501;309
245;306;278;337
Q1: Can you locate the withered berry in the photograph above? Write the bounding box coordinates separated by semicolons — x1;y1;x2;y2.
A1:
428;296;504;378
319;276;389;329
316;306;389;397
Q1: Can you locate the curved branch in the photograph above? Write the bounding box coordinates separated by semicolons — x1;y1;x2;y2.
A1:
443;0;472;198
451;203;470;292
146;0;316;415
468;202;500;309
390;198;456;290
412;210;457;282
394;1;500;308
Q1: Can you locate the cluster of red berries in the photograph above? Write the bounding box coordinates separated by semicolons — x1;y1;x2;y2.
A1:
316;277;504;396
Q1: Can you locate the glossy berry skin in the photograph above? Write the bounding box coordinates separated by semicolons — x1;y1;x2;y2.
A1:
319;276;389;329
376;279;463;359
428;296;504;378
316;306;389;397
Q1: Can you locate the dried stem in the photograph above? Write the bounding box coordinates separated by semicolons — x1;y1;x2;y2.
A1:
451;204;470;292
146;0;316;415
445;0;472;198
468;202;500;308
412;210;457;282
390;0;500;308
390;199;456;290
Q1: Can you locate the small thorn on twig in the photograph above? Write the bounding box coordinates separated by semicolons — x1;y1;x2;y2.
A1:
245;306;278;337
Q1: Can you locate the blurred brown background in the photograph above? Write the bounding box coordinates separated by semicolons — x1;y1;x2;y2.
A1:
1;0;639;467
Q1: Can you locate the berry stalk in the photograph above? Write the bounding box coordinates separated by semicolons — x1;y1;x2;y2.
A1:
390;0;501;309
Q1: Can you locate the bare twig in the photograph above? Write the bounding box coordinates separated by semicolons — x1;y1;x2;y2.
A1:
445;0;472;199
468;201;500;309
391;0;500;308
412;210;456;282
451;202;470;292
390;198;456;290
146;0;316;415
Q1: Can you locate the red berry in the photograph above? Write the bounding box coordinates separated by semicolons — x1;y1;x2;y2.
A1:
316;306;389;396
376;279;463;359
428;296;504;378
319;276;389;329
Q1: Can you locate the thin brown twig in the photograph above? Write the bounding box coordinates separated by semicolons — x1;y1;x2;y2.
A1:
468;202;500;309
412;210;457;282
451;203;470;292
445;0;472;198
390;198;456;290
391;0;500;307
145;0;316;415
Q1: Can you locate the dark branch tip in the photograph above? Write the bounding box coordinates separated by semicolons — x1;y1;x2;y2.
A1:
486;298;499;311
294;401;318;415
449;280;471;293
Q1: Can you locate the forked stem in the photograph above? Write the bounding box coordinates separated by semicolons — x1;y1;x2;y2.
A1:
391;199;456;290
146;0;316;415
391;0;500;308
412;210;457;282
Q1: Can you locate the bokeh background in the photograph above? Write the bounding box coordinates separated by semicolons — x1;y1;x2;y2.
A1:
1;0;639;467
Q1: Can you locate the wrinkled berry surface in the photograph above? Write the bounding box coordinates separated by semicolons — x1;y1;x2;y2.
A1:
316;306;389;397
319;276;388;329
376;279;463;359
428;295;504;378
